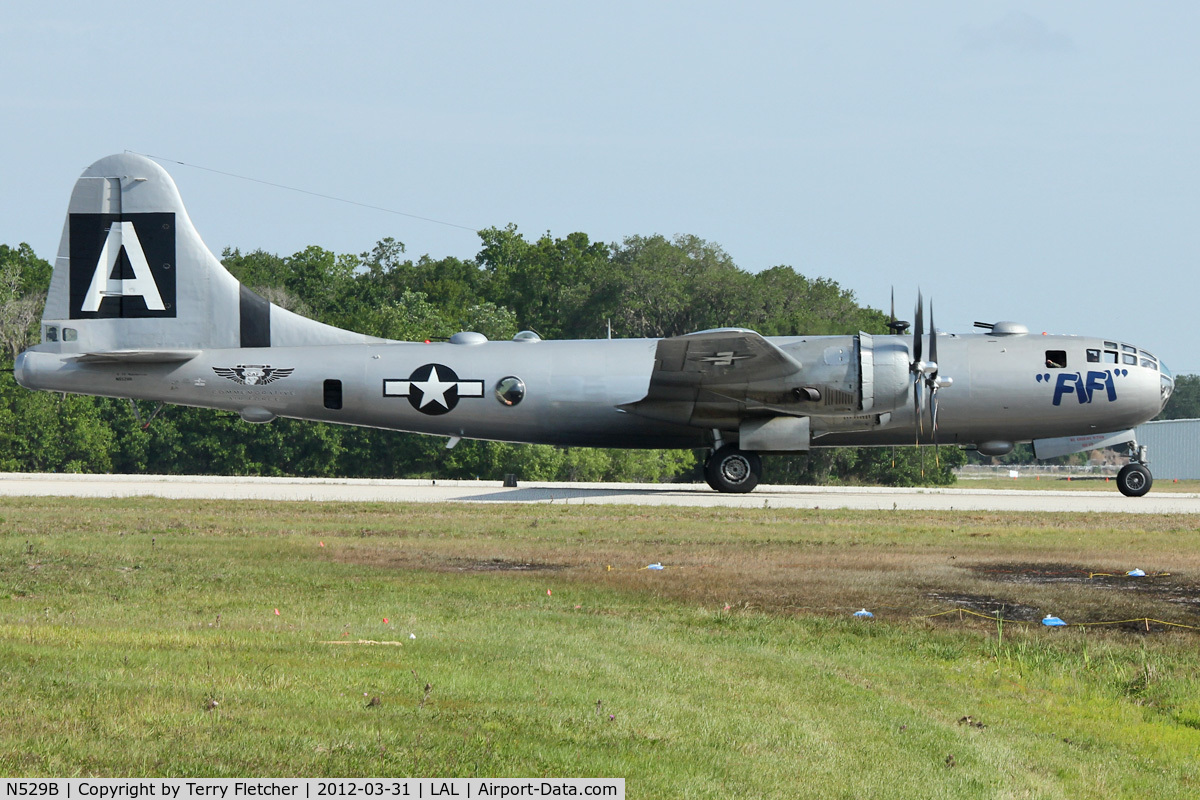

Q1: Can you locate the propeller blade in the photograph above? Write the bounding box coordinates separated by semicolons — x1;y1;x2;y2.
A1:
931;386;940;466
928;300;938;376
914;374;924;436
887;288;910;334
931;383;941;466
913;290;924;366
930;384;939;436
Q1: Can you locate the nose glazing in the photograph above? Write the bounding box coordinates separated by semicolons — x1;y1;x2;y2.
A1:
1159;361;1175;412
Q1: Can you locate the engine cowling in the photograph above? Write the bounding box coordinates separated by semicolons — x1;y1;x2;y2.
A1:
859;333;910;414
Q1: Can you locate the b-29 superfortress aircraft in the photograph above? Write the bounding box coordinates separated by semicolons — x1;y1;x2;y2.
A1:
15;154;1176;495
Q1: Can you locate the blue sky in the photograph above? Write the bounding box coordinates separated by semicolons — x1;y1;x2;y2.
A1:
4;2;1198;371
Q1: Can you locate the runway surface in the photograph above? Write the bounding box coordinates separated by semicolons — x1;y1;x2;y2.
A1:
2;473;1199;513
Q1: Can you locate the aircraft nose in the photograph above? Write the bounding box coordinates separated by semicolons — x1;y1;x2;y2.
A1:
1159;360;1175;412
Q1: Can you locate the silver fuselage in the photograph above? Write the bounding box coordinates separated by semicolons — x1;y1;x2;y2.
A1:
15;330;1172;452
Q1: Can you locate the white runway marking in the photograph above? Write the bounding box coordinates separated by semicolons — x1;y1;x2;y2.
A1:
1;473;1197;514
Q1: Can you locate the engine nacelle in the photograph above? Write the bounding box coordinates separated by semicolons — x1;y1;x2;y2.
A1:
768;333;910;416
859;333;911;414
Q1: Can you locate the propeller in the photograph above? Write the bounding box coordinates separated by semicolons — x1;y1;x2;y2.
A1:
910;291;927;436
886;287;909;335
909;291;953;441
928;300;941;438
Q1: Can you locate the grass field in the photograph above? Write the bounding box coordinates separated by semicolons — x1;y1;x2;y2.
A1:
2;497;1199;797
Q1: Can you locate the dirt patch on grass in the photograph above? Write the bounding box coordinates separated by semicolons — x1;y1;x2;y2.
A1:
967;562;1200;612
968;563;1099;585
925;592;1041;621
441;558;568;573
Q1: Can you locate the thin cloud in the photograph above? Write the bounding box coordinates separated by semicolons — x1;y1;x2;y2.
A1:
961;11;1075;55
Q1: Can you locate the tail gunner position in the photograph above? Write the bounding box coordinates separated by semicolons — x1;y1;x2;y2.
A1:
15;154;1174;495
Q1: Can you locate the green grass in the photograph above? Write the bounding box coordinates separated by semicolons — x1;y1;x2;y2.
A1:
1;498;1199;796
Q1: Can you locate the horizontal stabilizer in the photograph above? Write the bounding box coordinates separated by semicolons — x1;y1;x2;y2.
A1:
70;350;201;364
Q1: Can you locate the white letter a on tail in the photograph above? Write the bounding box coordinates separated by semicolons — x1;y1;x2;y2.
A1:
81;221;165;312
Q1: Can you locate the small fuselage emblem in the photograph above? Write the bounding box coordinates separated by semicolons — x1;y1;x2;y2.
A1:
213;365;295;386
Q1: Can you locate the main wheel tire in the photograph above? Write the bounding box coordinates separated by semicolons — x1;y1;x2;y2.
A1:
1116;463;1152;497
704;446;762;493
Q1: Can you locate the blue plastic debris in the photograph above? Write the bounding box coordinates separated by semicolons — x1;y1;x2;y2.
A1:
853;609;874;618
1042;615;1067;627
1127;569;1146;577
646;563;664;571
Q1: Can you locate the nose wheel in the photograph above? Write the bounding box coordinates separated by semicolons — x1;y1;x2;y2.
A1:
1116;463;1152;497
1116;442;1152;497
704;445;762;493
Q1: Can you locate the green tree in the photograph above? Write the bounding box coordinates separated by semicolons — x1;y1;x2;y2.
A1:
0;243;53;295
603;234;758;338
222;245;360;327
0;374;113;472
751;267;889;336
458;302;519;341
762;445;962;487
478;225;613;338
370;290;455;341
0;244;51;362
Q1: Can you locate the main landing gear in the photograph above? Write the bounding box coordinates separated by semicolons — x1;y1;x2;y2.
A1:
704;444;762;493
1116;443;1152;498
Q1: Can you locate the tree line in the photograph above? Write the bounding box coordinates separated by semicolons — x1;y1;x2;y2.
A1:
0;231;962;485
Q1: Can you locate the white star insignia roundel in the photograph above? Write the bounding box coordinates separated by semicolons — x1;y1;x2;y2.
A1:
383;363;484;415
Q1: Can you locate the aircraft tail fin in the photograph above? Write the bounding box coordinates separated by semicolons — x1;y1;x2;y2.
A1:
38;153;377;354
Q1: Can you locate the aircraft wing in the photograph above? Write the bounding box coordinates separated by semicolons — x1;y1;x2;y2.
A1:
643;328;802;387
619;329;805;426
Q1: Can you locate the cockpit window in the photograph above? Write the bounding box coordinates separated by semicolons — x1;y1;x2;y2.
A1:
1123;353;1137;365
1122;344;1137;353
1104;350;1118;363
1045;350;1067;369
1086;349;1100;363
